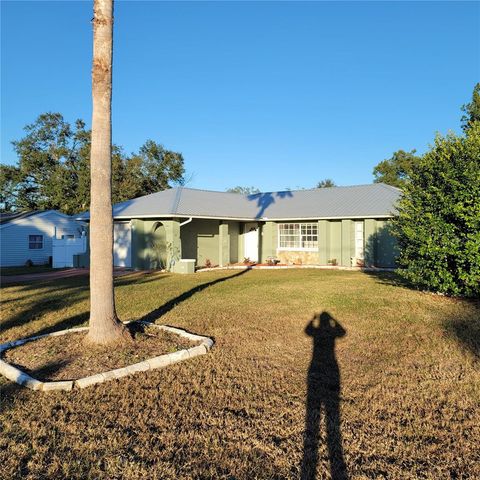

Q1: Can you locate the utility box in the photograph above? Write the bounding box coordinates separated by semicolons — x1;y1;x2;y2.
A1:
173;259;196;274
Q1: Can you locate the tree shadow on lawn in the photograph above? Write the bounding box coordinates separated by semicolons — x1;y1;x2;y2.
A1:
363;271;480;360
0;272;170;338
301;312;348;480
3;269;167;293
362;269;411;289
1;269;248;341
442;299;480;360
140;268;250;323
0;359;71;414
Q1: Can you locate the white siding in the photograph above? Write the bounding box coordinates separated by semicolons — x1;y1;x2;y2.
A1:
0;212;84;267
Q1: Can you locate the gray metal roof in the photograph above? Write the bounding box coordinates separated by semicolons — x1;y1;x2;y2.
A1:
0;211;43;225
77;184;401;221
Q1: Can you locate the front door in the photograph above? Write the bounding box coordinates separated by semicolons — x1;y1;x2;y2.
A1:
244;223;259;262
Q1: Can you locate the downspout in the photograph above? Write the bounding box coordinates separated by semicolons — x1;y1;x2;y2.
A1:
179;217;193;228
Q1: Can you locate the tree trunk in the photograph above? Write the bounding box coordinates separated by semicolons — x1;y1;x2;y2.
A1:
86;0;128;345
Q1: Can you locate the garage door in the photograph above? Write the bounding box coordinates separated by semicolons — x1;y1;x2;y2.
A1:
114;222;132;267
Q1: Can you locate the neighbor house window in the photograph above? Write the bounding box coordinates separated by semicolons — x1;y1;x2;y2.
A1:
28;235;43;249
278;223;318;250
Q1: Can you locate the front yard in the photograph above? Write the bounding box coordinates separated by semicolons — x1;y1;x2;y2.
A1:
1;269;479;479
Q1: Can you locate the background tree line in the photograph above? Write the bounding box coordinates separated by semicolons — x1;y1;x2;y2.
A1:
0;112;185;214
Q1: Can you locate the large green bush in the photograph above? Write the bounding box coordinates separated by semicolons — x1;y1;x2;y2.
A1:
393;124;480;297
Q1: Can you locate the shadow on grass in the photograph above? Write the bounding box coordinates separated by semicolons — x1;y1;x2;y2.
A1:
362;269;411;289
1;269;248;341
0;359;71;413
0;272;168;337
301;312;348;480
362;270;480;360
33;312;90;338
442;299;480;359
140;268;250;323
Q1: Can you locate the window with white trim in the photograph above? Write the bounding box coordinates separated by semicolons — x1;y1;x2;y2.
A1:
28;235;43;249
278;223;318;250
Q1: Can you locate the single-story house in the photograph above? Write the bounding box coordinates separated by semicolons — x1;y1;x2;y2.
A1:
0;211;85;267
76;183;401;269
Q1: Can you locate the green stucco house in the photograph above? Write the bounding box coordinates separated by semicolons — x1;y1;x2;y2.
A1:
76;183;401;270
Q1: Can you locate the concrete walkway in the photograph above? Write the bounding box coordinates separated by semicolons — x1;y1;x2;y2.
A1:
0;268;134;286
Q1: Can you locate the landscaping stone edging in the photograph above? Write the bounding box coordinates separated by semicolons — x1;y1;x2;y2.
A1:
0;322;214;392
197;265;396;272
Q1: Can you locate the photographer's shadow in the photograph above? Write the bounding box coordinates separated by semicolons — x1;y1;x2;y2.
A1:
301;312;348;480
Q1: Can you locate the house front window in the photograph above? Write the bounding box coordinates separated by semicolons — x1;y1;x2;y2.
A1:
28;235;43;249
278;223;318;251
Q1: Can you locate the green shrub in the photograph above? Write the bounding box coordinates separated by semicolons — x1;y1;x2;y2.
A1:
393;124;480;297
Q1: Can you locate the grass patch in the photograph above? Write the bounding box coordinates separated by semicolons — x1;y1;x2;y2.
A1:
1;269;479;479
4;323;197;381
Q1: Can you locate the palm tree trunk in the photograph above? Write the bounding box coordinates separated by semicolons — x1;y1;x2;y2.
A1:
86;0;128;345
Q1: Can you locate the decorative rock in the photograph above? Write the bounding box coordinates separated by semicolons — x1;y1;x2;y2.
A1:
188;345;208;358
147;354;171;370
0;359;26;383
42;381;73;392
75;374;105;389
101;367;130;381
202;338;214;350
19;375;44;391
126;361;150;374
9;338;29;348
48;327;89;337
168;349;190;364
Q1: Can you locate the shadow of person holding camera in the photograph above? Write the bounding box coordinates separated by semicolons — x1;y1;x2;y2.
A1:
301;311;348;480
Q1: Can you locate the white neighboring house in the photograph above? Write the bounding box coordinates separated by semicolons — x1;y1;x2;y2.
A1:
0;211;85;268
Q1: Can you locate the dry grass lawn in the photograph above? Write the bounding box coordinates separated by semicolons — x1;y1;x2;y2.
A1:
0;269;479;479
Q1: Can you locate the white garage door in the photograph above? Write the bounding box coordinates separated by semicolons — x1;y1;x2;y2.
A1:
114;222;132;267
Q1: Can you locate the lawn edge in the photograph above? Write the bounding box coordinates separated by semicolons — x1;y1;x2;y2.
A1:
0;321;214;392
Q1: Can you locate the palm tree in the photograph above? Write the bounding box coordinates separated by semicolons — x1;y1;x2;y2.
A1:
86;0;128;344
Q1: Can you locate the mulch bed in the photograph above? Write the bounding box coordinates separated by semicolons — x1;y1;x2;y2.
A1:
3;323;198;382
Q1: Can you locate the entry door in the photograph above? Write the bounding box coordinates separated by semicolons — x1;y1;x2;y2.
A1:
244;223;259;262
114;222;132;267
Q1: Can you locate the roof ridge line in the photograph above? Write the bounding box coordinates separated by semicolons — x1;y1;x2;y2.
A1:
177;184;382;196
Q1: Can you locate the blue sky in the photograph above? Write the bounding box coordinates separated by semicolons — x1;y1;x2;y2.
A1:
1;1;479;191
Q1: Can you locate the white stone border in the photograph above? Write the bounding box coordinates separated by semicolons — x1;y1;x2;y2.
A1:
0;322;214;392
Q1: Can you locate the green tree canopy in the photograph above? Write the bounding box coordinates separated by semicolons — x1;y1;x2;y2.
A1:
393;125;480;297
316;178;336;188
0;164;23;213
372;150;420;189
226;186;260;195
461;82;480;132
1;113;185;214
